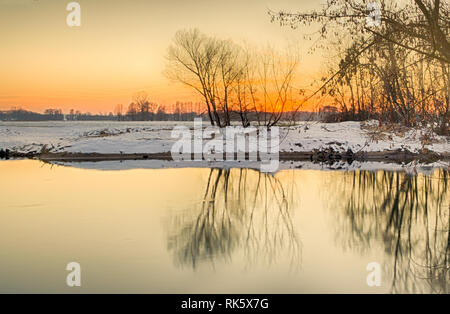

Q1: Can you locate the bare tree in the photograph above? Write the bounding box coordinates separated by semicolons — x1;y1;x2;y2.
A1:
166;29;221;126
126;102;139;121
256;45;299;127
270;0;449;63
235;44;300;127
114;104;124;121
132;91;153;120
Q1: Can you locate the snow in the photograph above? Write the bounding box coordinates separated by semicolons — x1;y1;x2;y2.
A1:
0;120;448;155
0;121;191;154
280;120;448;154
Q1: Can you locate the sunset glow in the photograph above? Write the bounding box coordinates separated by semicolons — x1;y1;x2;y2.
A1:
0;0;323;113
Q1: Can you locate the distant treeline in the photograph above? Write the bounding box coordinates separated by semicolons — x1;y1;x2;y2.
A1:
0;108;320;122
0;109;65;121
0;108;207;122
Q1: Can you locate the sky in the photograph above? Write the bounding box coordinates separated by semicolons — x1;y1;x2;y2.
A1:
0;0;327;113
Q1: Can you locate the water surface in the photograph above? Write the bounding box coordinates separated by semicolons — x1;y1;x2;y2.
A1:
0;160;448;293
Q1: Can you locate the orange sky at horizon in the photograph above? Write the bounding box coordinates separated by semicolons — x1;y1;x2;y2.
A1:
0;0;327;114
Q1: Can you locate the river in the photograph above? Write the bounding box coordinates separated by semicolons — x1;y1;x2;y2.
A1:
0;160;448;293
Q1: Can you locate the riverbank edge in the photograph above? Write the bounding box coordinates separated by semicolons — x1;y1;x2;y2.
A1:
8;149;450;164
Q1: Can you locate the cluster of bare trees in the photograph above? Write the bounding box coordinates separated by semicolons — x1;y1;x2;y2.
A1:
271;0;449;134
165;29;300;128
114;92;206;121
121;91;158;121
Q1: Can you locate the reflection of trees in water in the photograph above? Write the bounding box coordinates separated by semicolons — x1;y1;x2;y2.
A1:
167;168;301;270
333;169;449;293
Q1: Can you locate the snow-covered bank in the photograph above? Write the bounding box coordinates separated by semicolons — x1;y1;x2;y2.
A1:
0;121;188;155
0;120;448;156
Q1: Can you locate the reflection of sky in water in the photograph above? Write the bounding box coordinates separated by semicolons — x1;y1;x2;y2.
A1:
0;160;448;293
